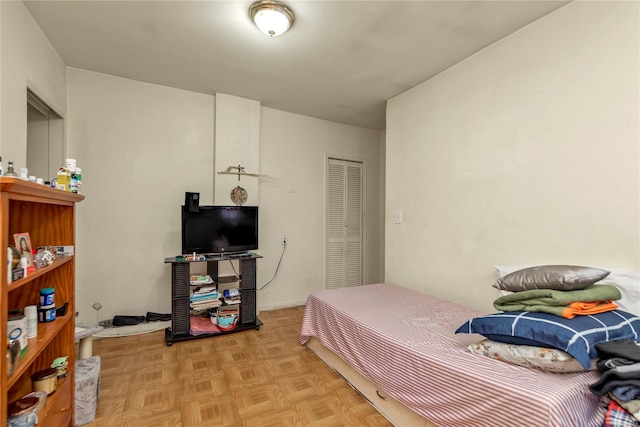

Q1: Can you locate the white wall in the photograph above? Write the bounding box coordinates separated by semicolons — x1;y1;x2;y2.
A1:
67;68;215;324
255;107;383;310
67;69;383;322
214;93;260;206
1;1;66;167
385;1;639;313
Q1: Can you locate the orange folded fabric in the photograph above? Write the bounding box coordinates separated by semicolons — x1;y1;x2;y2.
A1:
561;301;618;319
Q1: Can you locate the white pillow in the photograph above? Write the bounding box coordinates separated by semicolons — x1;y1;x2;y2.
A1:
493;265;640;316
467;339;597;372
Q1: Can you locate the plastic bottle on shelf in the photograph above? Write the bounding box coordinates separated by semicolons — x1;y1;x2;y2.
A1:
56;167;69;191
75;167;82;193
70;171;78;193
66;159;78;193
0;157;4;176
4;161;17;177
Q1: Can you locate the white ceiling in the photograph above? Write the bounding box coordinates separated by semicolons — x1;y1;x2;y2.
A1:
23;0;569;130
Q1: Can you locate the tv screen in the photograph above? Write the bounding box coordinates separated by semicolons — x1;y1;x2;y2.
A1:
182;205;258;254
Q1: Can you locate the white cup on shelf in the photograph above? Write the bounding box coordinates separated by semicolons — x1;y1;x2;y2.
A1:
25;305;38;338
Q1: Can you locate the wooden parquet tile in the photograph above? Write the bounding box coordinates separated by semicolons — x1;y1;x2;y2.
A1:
243;407;303;427
134;346;178;367
178;355;224;378
121;408;183;427
122;382;180;418
90;396;126;427
232;382;290;418
218;348;261;366
98;372;131;401
83;306;392;427
277;373;326;402
293;393;361;426
179;376;229;403
129;364;179;390
182;398;242;426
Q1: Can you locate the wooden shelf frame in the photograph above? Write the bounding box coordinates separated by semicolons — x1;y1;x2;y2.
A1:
1;178;83;426
7;312;74;389
8;256;73;293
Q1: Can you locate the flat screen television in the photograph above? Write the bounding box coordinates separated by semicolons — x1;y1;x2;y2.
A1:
181;205;258;255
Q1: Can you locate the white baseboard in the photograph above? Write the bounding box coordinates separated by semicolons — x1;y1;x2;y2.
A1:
93;321;170;338
257;299;307;313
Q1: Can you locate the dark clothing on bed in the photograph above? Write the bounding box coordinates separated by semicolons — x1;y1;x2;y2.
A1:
596;341;640;363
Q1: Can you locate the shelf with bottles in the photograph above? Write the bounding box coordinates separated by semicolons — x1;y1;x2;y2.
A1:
0;157;83;194
8;256;73;293
1;177;82;426
7;311;74;390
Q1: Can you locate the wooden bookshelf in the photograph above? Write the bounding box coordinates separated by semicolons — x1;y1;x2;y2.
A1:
1;178;83;426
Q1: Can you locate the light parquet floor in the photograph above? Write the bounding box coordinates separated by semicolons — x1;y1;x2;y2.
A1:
84;306;392;427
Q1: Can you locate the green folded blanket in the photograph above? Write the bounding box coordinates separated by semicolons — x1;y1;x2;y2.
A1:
494;285;621;318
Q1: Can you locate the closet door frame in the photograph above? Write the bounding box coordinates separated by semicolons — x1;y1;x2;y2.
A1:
325;155;367;289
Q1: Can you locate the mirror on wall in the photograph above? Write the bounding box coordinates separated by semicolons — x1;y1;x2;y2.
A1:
27;89;63;182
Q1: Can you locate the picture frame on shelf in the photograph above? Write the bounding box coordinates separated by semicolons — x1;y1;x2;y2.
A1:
14;232;34;268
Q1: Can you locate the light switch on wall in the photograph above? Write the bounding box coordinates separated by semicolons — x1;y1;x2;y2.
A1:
394;210;403;224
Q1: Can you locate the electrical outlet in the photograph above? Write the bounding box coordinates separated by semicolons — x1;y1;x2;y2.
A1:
282;235;287;245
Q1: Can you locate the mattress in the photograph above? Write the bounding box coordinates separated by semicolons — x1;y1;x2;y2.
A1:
300;283;605;427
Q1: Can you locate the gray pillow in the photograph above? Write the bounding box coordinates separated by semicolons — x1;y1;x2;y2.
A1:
493;265;610;292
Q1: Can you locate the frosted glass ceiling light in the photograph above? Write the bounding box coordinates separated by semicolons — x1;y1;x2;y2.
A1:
249;1;294;37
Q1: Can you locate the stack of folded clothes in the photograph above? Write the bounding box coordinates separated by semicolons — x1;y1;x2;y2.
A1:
493;284;621;319
492;265;621;319
590;340;640;426
189;287;221;311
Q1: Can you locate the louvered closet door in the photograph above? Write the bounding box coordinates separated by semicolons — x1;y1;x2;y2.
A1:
327;158;363;289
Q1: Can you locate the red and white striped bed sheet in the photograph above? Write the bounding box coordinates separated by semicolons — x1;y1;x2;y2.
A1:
300;283;605;427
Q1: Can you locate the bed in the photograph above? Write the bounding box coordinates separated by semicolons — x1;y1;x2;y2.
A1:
300;283;605;427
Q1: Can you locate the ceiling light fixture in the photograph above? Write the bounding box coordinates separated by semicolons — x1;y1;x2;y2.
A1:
249;0;294;37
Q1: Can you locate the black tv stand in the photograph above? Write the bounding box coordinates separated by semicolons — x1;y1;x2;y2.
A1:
163;253;263;346
226;252;254;259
